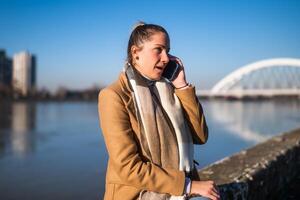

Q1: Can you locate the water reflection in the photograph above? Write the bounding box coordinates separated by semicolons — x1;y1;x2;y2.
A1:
0;102;103;200
0;102;36;157
0;100;299;200
207;99;300;143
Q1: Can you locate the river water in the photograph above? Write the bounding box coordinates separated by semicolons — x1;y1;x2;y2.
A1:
0;99;299;199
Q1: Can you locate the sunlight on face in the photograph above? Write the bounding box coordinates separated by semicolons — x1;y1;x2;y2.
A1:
133;32;170;80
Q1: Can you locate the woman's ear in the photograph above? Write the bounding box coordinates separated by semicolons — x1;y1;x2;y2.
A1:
131;45;140;60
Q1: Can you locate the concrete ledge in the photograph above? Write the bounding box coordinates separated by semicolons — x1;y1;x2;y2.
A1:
198;128;300;199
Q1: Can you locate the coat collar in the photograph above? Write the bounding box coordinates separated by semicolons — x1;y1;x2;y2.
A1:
119;72;133;93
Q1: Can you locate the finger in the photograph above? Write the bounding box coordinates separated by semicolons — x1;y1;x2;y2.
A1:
210;190;220;200
168;55;183;66
206;193;218;200
175;57;184;68
212;187;219;195
167;53;183;65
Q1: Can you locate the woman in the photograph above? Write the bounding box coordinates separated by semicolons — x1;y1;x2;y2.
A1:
98;22;220;200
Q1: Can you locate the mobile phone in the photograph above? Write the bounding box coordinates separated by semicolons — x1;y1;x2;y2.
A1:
162;60;181;81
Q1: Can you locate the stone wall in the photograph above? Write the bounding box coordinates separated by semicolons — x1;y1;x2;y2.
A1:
197;128;300;199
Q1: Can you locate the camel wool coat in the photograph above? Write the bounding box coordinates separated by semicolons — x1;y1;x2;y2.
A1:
98;72;208;200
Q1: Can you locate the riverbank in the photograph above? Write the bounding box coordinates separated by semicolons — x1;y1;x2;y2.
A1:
198;128;300;199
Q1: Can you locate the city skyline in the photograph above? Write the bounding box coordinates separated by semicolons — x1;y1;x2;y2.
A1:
13;51;36;95
1;0;300;92
0;49;36;96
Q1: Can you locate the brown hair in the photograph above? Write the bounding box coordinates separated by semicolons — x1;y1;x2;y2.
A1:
127;21;170;65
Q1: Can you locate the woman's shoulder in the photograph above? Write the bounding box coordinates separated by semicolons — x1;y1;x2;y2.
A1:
98;72;132;101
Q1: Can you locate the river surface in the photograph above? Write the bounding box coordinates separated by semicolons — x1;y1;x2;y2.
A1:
0;99;299;199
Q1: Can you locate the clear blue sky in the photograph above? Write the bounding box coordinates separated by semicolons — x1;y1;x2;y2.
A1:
1;0;300;91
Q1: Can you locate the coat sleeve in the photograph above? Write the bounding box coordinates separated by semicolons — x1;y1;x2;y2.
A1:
98;87;185;196
175;86;209;144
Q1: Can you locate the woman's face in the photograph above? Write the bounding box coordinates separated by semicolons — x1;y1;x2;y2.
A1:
132;32;170;80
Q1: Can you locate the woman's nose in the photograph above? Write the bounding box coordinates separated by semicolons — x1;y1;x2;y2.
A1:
161;51;169;63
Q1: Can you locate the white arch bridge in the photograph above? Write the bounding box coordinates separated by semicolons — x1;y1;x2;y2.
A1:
197;58;300;98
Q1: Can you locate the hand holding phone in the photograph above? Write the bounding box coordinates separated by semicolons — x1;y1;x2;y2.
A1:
162;60;181;81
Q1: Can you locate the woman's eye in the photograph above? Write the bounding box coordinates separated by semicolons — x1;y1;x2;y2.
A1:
155;48;162;53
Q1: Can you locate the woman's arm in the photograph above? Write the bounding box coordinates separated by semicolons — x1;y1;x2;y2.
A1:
98;87;185;196
175;86;209;144
168;56;208;144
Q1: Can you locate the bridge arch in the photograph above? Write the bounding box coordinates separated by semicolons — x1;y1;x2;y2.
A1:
211;58;300;94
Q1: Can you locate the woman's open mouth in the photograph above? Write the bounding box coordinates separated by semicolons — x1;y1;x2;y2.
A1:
155;66;164;72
